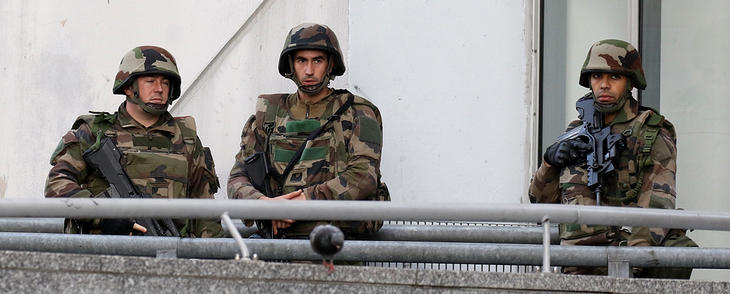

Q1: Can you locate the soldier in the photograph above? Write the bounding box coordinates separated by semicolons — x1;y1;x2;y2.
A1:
45;46;222;237
228;23;388;239
529;39;696;278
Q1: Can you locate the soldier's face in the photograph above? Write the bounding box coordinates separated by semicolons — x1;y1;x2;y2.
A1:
125;75;170;106
293;50;329;86
590;73;628;105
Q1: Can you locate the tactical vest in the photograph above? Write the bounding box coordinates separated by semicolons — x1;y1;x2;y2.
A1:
255;90;387;237
73;112;199;199
558;107;673;241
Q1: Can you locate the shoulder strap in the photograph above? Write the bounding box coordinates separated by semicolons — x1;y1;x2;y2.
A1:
256;94;287;167
174;116;197;140
279;94;355;181
78;112;117;151
256;94;288;129
641;112;663;153
174;116;200;157
621;110;665;201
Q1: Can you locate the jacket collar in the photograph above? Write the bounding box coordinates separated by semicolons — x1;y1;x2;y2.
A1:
117;102;176;134
608;95;639;125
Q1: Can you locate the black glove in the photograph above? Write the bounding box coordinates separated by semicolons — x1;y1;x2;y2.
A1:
99;218;135;235
543;138;593;168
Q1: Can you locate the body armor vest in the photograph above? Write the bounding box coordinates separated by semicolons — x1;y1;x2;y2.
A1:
74;112;197;199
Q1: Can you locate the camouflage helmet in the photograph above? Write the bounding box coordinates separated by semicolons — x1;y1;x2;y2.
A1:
113;46;182;101
579;39;646;90
278;23;345;77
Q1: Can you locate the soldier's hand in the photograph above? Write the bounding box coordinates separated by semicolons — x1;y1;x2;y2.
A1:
258;190;303;200
132;223;147;235
258;190;304;235
543;138;593;168
281;190;304;200
289;189;306;200
272;219;295;235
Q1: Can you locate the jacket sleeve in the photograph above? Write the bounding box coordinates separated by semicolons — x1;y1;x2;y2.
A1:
227;115;268;200
188;139;219;199
45;123;107;233
528;120;583;204
187;136;223;238
45;123;95;199
528;164;561;204
628;125;677;246
304;104;383;201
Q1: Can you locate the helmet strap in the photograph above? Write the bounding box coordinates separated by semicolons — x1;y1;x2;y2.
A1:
126;79;169;115
594;80;632;113
287;54;334;95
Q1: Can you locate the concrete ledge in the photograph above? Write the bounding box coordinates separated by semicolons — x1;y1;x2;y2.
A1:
0;250;728;293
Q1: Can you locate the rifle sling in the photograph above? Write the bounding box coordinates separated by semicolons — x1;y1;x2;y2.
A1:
278;94;354;184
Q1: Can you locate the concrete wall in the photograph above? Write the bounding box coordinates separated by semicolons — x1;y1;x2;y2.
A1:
173;0;532;203
1;0;728;282
661;0;730;282
2;250;728;293
0;0;262;199
0;0;533;204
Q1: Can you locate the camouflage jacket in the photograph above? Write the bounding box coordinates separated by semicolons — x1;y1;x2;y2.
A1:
529;95;677;247
228;89;384;237
45;102;222;237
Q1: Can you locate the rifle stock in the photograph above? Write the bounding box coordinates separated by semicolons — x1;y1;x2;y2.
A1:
83;137;180;237
555;96;624;205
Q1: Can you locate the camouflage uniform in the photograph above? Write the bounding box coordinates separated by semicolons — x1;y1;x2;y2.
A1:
529;40;695;278
228;24;386;238
45;46;222;238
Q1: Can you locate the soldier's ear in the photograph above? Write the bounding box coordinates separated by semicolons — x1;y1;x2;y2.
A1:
123;80;137;97
123;86;133;97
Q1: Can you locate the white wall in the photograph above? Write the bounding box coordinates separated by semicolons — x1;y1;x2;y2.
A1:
0;0;261;198
174;0;532;203
171;0;352;200
347;0;531;203
1;0;729;282
661;0;730;281
0;0;532;205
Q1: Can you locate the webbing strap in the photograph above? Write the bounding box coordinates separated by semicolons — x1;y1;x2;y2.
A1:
87;113;116;151
642;128;659;153
611;112;663;204
279;94;354;183
641;113;663;153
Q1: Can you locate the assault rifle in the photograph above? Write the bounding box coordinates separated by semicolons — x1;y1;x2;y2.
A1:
82;137;181;236
555;96;624;206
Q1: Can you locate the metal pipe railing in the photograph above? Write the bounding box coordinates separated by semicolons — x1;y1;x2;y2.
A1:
220;212;251;260
542;217;551;272
0;218;561;244
1;232;728;269
1;199;728;231
370;223;560;244
0;217;64;233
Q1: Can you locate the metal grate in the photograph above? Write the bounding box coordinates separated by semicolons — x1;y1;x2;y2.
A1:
365;221;558;273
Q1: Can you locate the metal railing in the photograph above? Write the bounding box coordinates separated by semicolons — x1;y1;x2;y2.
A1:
0;218;560;244
1;232;728;269
1;199;728;231
1;198;729;277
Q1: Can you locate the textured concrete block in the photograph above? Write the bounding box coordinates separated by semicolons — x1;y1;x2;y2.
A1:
1;250;729;293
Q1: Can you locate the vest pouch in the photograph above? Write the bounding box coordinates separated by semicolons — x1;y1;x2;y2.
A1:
559;166;612;241
270;131;336;193
123;150;189;198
